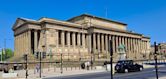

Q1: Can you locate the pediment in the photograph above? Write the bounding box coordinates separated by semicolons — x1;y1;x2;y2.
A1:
12;18;26;30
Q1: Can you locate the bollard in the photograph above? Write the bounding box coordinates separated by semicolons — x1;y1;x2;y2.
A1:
34;68;36;74
54;66;56;72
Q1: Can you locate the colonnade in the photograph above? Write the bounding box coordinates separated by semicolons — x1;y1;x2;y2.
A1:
14;29;150;60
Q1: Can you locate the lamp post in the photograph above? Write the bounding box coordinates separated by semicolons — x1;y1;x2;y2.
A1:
23;54;28;79
109;40;113;79
59;52;63;74
40;45;45;78
154;42;159;79
91;46;93;70
0;48;2;62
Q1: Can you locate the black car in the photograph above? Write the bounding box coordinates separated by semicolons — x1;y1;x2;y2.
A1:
115;60;143;73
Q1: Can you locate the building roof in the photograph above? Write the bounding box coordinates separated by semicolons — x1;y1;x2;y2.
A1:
12;14;150;39
67;14;127;26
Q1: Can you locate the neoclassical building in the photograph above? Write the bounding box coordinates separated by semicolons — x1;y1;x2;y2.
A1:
12;14;150;61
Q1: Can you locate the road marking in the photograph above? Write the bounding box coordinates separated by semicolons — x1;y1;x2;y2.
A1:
115;70;153;78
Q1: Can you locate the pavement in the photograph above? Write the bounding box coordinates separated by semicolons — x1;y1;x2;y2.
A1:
44;66;166;79
1;64;166;79
14;66;106;79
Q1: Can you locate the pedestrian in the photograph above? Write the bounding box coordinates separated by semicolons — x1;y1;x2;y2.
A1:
86;61;90;70
36;64;40;73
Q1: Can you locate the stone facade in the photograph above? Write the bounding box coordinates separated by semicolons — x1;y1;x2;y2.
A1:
150;43;166;59
12;14;150;61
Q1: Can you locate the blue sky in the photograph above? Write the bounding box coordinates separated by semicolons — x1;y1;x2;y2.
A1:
0;0;166;50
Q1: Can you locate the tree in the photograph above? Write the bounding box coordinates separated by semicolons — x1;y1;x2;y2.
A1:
5;48;14;59
1;48;14;61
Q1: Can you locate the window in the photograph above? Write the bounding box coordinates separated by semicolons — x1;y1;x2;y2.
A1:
58;30;62;45
70;32;73;45
64;31;67;45
75;33;78;45
80;33;82;46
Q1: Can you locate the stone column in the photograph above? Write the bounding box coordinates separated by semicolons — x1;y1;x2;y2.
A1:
28;30;31;54
17;35;19;55
145;41;147;51
125;37;128;51
21;34;23;54
16;36;18;54
139;39;142;58
105;35;108;53
97;33;101;58
34;30;38;53
16;36;18;56
129;38;133;59
19;34;22;54
21;35;23;54
140;40;142;54
77;33;81;47
93;33;96;53
67;32;70;46
137;39;139;54
127;38;130;52
20;34;22;54
139;39;141;54
105;34;108;59
116;36;119;53
122;36;125;45
20;35;22;54
82;33;85;48
131;38;133;53
119;36;122;46
112;35;115;53
144;41;146;53
126;37;130;59
133;38;137;59
72;32;76;47
142;41;144;54
55;30;59;53
101;34;104;53
23;33;26;53
135;38;138;59
136;39;139;58
88;33;92;53
61;31;65;47
14;36;16;55
86;34;89;48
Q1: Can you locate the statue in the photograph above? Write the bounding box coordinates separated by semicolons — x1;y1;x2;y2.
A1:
118;44;126;60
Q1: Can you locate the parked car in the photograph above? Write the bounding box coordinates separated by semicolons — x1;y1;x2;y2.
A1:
81;61;93;70
115;60;143;73
0;64;4;71
13;63;24;70
3;63;10;73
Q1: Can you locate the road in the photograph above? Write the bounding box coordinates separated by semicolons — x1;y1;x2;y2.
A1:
44;67;166;79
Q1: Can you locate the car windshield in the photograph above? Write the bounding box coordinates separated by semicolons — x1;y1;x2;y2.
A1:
117;60;133;65
117;61;125;65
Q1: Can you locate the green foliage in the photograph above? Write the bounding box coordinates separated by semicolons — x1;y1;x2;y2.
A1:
0;48;13;61
5;48;13;59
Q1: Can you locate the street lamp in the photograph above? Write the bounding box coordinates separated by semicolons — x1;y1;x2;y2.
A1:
0;48;3;62
109;40;113;79
23;53;28;79
154;42;159;79
39;45;45;78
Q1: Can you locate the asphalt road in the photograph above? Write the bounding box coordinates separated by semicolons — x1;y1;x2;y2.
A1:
44;67;166;79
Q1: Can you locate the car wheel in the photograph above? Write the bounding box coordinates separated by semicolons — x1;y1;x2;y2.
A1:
139;67;143;71
124;69;128;73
